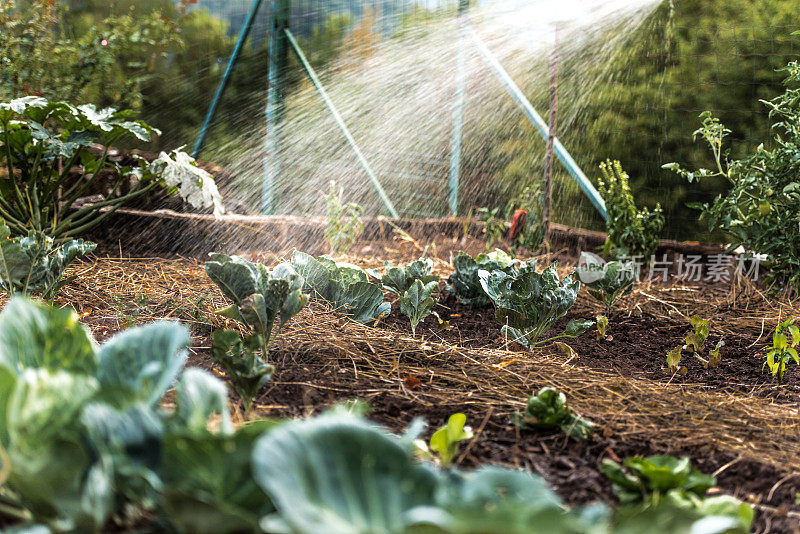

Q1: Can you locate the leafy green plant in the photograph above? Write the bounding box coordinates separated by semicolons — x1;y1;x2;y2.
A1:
0;219;95;299
601;455;753;531
597;160;664;262
576;252;636;313
205;253;307;410
707;340;725;368
478;260;592;347
0;297;234;531
325;180;364;254
477;207;506;250
422;413;474;467
0;97;224;240
512;387;594;440
764;318;800;384
399;279;438;336
368;256;439;295
210;330;273;414
684;315;710;353
446;249;520;307
666;346;685;375
596;315;609;340
663;62;800;295
291;251;390;323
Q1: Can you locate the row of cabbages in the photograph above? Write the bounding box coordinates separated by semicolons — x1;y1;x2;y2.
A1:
0;297;751;533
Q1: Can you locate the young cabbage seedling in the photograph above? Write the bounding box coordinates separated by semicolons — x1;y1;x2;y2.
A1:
399;279;438;336
368;257;438;295
764;318;800;384
427;413;473;467
0;219;96;300
512;387;594;440
479;259;593;347
446;249;520;307
576;252;636;314
596;315;609;340
205;254;308;410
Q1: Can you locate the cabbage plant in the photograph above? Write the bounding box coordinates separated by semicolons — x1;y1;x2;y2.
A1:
205;253;307;411
0;97;224;240
399;279;438;336
479;260;592;347
291;251;390;323
447;249;520;307
576;252;635;313
0;298;234;532
368;256;439;295
512;387;594;440
0;219;95;299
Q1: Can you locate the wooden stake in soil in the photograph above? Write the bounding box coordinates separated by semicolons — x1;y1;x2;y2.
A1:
542;26;559;243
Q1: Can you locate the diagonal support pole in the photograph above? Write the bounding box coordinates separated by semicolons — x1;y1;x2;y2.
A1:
469;27;608;221
192;0;265;159
283;29;399;218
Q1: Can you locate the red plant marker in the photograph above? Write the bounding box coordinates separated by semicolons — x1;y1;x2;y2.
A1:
510;209;528;240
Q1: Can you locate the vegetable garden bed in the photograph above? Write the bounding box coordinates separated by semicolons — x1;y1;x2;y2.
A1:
9;224;799;533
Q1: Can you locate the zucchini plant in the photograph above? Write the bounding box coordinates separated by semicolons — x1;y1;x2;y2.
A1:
478;260;592;347
290;251;390;323
205;253;308;411
0;219;95;299
368;256;439;295
512;387;594;440
0;97;224;240
446;249;520;307
576;252;636;313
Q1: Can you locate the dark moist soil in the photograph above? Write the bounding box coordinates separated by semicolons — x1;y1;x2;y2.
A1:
216;342;800;534
380;293;800;401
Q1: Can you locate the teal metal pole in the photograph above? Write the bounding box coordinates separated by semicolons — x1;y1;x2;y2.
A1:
469;28;608;221
284;28;399;218
192;0;264;159
448;0;469;217
263;0;290;215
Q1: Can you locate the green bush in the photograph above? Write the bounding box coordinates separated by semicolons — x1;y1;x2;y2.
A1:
598;160;664;262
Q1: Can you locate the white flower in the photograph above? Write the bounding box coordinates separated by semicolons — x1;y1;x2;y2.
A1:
148;149;225;218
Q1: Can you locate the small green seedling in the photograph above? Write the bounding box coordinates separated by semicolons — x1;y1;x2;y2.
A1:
764;318;800;384
428;413;473;467
210;330;273;414
596;315;609;340
707;340;725;368
684;315;710;353
399;279;438;336
477;207;506;250
576;252;636;314
513;387;594;440
666;346;686;375
325;180;364;254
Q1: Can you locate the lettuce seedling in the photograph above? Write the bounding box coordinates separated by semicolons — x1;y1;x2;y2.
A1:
512;387;594;440
368;257;438;295
684;315;710;353
211;330;273;414
427;413;473;467
399;279;438;336
0;219;96;300
291;251;390;323
576;252;636;313
446;249;520;307
478;260;592;347
666;346;685;375
764;318;800;384
602;456;714;504
708;340;725;368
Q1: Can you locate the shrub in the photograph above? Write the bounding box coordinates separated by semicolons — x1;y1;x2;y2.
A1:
0;97;224;240
598;159;664;262
664;62;800;295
